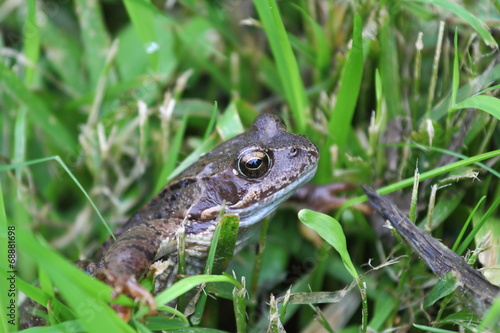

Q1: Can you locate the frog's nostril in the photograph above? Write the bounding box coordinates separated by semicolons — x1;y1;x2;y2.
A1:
289;147;299;157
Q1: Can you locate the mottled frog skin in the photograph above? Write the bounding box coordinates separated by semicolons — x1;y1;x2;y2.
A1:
99;114;319;301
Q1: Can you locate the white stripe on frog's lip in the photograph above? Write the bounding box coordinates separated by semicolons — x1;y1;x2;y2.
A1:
228;163;318;228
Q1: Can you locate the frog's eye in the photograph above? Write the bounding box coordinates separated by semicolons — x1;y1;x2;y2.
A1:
237;149;271;178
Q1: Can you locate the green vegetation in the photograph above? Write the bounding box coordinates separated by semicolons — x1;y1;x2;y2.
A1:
1;0;499;332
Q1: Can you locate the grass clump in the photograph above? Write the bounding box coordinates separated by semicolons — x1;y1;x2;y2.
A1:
1;0;499;332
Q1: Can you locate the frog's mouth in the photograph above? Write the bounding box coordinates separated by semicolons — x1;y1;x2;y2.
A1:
232;163;318;229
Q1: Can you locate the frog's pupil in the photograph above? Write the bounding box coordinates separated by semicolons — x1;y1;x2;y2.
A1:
246;158;262;170
237;148;270;178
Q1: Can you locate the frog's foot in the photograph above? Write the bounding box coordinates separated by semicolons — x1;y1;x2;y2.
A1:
292;183;372;214
95;269;157;321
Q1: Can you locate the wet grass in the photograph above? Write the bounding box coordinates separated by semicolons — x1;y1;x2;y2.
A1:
1;0;499;332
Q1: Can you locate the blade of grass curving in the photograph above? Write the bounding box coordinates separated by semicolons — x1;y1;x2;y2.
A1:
23;0;40;85
253;0;307;133
4;270;74;325
320;14;363;174
298;210;357;282
142;274;241;318
122;0;159;70
424;273;456;308
436;312;480;328
298;209;368;332
413;324;457;333
0;156;114;239
410;0;497;49
155;305;189;325
0;62;77;152
405;143;500;178
456;195;500;256
477;84;500;95
451;196;486;252
336;149;500;214
451;95;500;120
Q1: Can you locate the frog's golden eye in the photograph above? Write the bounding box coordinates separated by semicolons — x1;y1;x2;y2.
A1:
237;149;271;178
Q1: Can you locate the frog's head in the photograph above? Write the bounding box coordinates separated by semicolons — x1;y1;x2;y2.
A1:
191;113;319;227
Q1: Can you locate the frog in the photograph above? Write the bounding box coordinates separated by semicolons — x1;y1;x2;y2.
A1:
80;113;321;319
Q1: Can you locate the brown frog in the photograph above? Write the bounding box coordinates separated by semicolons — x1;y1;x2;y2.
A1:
89;113;320;318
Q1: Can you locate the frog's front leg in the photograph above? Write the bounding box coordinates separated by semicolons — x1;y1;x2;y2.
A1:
96;219;178;320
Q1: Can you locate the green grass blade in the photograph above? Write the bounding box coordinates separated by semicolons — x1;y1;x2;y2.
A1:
233;282;247;333
253;0;307;133
23;0;40;85
410;0;498;49
451;95;500;120
122;0;159;70
327;14;364;151
379;21;402;120
451;196;486;252
0;62;77;153
151;305;189;325
456;195;500;256
211;215;240;275
424;273;456;307
298;209;357;279
298;209;369;332
413;324;457;333
0;156;114;239
407;143;500;178
146;274;241;318
318;14;364;178
337;149;500;211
